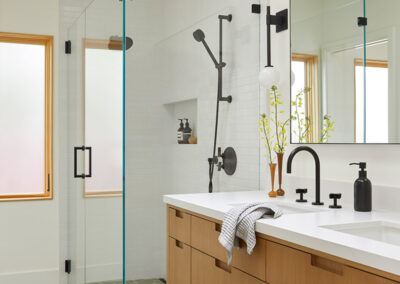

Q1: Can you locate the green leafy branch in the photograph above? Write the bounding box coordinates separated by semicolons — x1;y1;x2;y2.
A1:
259;114;275;164
320;115;335;143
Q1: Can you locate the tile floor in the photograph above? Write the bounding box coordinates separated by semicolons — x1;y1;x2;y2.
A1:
90;279;165;284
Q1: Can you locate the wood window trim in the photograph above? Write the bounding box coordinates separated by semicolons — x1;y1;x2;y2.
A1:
0;32;53;201
292;53;320;143
82;38;123;198
353;58;389;142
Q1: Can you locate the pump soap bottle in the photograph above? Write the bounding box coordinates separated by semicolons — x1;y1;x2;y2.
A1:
350;162;372;212
177;119;184;144
183;119;192;144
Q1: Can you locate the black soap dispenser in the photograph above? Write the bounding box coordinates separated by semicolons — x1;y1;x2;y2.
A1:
177;119;184;144
350;162;372;212
183;118;192;144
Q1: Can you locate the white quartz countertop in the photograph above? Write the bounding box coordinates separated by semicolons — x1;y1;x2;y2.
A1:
163;191;400;276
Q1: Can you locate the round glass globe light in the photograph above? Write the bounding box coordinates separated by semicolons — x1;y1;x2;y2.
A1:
259;66;280;88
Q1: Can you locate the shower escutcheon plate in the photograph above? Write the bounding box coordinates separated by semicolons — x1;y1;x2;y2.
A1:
218;147;237;176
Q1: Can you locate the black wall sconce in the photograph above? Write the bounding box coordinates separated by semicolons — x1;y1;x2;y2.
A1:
252;4;288;87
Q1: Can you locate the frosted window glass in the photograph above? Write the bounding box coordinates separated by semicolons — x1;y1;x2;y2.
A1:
0;42;45;195
85;48;123;193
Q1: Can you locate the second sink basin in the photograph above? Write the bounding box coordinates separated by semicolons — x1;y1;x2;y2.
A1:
228;201;326;215
321;221;400;247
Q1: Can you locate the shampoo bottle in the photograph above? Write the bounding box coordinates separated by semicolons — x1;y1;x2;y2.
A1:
350;162;372;212
183;119;192;144
177;119;184;144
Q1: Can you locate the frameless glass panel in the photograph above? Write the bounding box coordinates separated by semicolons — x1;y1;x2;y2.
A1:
67;0;124;283
84;0;123;283
0;42;45;195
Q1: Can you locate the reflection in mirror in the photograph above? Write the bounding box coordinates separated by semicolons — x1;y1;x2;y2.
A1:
291;0;392;144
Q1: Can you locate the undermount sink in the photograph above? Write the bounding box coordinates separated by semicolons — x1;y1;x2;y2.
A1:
228;201;326;215
321;221;400;247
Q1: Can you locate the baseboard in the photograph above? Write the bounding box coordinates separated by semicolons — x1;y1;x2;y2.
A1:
0;268;59;284
86;262;123;283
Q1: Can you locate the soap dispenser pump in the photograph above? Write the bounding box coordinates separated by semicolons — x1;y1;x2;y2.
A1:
183;118;192;144
177;119;184;144
350;162;372;212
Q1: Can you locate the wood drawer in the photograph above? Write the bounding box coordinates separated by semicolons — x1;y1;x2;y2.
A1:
192;248;264;284
191;215;266;280
266;241;309;284
168;237;191;284
168;207;191;244
347;267;400;284
267;241;400;284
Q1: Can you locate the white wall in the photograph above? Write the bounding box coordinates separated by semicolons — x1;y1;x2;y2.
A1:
0;0;60;283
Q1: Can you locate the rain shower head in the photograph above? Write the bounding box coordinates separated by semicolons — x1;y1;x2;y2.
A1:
193;29;205;42
109;35;133;50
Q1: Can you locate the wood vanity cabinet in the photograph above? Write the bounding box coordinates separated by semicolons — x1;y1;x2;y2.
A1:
166;205;400;284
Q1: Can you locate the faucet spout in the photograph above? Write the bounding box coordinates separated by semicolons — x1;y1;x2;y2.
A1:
286;146;324;206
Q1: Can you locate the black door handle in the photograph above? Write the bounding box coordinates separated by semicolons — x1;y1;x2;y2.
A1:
74;146;92;179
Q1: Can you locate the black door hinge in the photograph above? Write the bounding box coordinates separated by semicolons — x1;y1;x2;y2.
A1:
252;4;261;14
358;17;368;27
65;40;71;54
65;259;71;274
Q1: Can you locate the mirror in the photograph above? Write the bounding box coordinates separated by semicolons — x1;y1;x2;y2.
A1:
291;0;394;144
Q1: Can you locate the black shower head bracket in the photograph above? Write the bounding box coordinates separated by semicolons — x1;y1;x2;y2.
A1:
251;5;288;33
268;8;288;33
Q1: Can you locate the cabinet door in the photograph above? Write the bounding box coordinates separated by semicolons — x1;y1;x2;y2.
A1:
266;241;309;284
168;237;191;284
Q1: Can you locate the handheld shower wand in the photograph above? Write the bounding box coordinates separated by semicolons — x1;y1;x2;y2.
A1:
193;14;233;193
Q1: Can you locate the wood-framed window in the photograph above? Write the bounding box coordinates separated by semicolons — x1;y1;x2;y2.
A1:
291;53;319;143
0;32;53;201
82;38;123;197
354;58;389;143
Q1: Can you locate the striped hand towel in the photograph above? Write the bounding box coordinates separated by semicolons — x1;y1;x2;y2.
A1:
218;202;283;264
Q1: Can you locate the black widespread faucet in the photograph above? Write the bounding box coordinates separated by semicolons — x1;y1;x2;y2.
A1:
286;146;324;206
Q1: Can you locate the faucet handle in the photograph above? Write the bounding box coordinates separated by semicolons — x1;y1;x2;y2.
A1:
329;193;342;209
296;188;307;203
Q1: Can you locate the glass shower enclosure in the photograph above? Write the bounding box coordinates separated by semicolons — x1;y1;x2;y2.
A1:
65;0;261;282
66;0;124;283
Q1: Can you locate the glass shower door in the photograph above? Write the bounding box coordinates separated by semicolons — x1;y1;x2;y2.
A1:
66;0;124;283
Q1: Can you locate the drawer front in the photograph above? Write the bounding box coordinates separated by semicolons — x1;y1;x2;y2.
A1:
168;207;191;244
347;267;400;284
168;237;191;284
266;241;310;284
191;215;266;280
308;255;350;284
192;248;264;284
